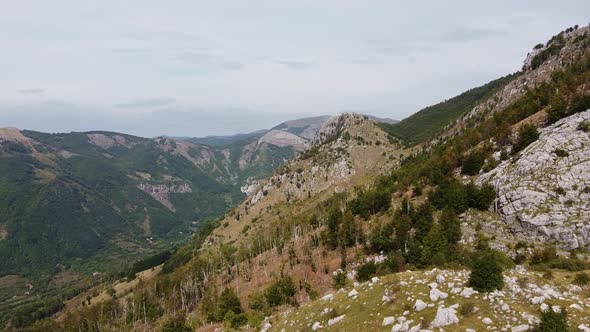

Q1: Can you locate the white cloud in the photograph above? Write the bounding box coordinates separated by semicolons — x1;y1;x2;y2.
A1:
0;0;588;136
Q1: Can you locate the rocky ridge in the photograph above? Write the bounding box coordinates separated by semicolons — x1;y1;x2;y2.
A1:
478;110;590;249
208;113;407;250
258;130;309;151
242;113;404;206
439;26;589;143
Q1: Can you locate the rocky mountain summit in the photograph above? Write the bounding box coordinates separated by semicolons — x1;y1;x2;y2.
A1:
242;113;403;206
479;110;590;249
271;115;332;140
442;26;590;142
258;130;309;151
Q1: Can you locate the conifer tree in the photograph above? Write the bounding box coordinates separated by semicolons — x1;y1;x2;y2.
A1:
394;214;412;250
324;207;342;249
420;222;448;266
339;210;356;247
537;308;568;331
439;208;461;245
413;202;434;242
215;288;243;320
468;252;504;292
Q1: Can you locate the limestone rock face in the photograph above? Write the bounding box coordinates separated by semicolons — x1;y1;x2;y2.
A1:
137;182;192;211
430;306;459;328
439;26;589;143
478;110;590;249
258;130;309;152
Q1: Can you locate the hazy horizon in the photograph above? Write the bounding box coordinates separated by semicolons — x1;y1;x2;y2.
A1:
1;1;589;137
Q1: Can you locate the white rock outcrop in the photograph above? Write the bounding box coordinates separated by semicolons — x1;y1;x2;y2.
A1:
382;316;395;326
430;306;459;328
327;315;345;326
460;287;477;298
258;130;309;151
430;288;448;302
511;325;530;332
312;322;323;331
413;299;428;312
479;110;590;249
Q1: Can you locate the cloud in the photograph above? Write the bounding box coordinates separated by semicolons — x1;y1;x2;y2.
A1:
110;47;149;54
173;51;244;72
174;51;215;64
0;100;318;137
17;88;44;94
507;15;535;27
1;0;589;136
275;60;312;70
439;27;506;43
114;98;176;109
367;38;438;57
222;61;244;70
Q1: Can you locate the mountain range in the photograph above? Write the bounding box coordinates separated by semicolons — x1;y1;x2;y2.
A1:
2;24;590;332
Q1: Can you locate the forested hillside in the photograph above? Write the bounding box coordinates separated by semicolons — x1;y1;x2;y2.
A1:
0;117;325;328
380;74;516;146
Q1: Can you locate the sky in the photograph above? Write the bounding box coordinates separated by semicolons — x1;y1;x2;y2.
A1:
1;1;588;137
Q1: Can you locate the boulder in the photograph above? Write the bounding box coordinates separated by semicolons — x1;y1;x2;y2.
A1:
383;317;395;326
430;288;448;302
430;306;459;328
460;287;477;298
327;315;345;326
391;320;412;332
259;318;272;332
312;322;323;331
413;299;428;312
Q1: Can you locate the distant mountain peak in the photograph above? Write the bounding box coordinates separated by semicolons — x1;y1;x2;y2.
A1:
258;129;309;151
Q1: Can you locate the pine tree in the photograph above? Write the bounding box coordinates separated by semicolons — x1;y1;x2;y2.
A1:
413;202;434;242
339;210;356;247
215;288;243;320
370;222;395;253
439;208;461;245
324;207;342;249
420;222;448;266
537;308;568;331
405;238;423;265
394;215;412;250
468;252;504;292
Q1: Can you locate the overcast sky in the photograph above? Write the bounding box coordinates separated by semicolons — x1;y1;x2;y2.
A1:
1;1;588;137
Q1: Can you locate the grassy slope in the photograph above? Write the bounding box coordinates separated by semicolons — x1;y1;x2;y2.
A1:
381;74;517;146
273;269;590;331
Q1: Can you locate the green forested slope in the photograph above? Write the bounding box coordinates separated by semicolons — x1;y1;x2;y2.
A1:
0;129;299;279
381;74;517;145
